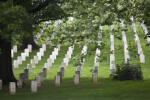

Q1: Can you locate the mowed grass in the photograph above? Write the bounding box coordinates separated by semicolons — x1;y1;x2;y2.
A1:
0;24;150;100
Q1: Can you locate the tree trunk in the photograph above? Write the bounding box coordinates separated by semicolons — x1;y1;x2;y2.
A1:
20;32;39;50
0;37;17;85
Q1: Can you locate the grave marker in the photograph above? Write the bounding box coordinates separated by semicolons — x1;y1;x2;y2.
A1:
55;75;60;86
31;81;37;93
140;54;145;63
27;64;32;73
39;72;44;82
37;52;41;61
27;44;32;52
92;73;98;84
24;68;29;79
17;56;22;65
40;48;44;56
9;82;16;95
61;62;67;68
42;44;46;51
31;59;36;68
19;73;25;83
74;74;79;85
35;76;41;87
42;68;47;77
57;71;63;83
75;71;81;76
60;67;65;75
34;56;38;64
44;63;48;70
25;49;29;57
17;79;23;88
14;60;18;69
13;45;17;53
21;53;26;61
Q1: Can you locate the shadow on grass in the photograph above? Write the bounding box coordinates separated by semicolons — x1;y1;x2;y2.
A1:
0;77;150;100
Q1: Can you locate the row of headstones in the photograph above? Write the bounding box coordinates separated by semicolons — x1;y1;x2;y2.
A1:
130;17;145;63
120;20;131;63
17;44;61;90
141;22;150;44
31;45;61;88
110;25;115;76
11;45;17;58
44;44;61;70
54;45;75;86
13;44;47;89
92;25;103;83
13;45;32;69
74;45;88;85
27;44;47;73
92;48;100;83
0;78;43;94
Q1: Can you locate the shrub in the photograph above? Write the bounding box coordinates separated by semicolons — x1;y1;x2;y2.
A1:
113;62;143;80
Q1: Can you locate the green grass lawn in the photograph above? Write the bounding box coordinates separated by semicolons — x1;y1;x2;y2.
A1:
0;24;150;100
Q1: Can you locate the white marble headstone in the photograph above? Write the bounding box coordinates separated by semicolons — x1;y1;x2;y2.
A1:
9;82;16;95
34;56;38;64
37;52;41;61
47;59;52;68
63;58;69;66
17;56;22;65
31;59;36;68
92;73;98;83
27;64;32;73
74;74;79;85
55;75;60;86
14;60;18;69
44;63;48;70
13;45;17;53
27;44;32;52
42;44;46;51
50;55;54;63
31;81;37;93
24;49;29;57
21;53;26;61
140;54;145;63
40;48;44;56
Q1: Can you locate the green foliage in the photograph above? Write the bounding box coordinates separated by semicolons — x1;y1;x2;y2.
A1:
73;53;86;67
113;62;143;80
99;54;107;62
0;1;28;41
90;65;99;73
128;41;138;58
115;45;122;50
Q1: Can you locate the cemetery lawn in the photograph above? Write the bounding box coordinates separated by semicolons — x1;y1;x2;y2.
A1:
0;24;150;100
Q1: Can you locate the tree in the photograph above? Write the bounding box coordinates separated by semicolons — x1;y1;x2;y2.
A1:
0;1;29;85
0;0;67;85
13;0;67;49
